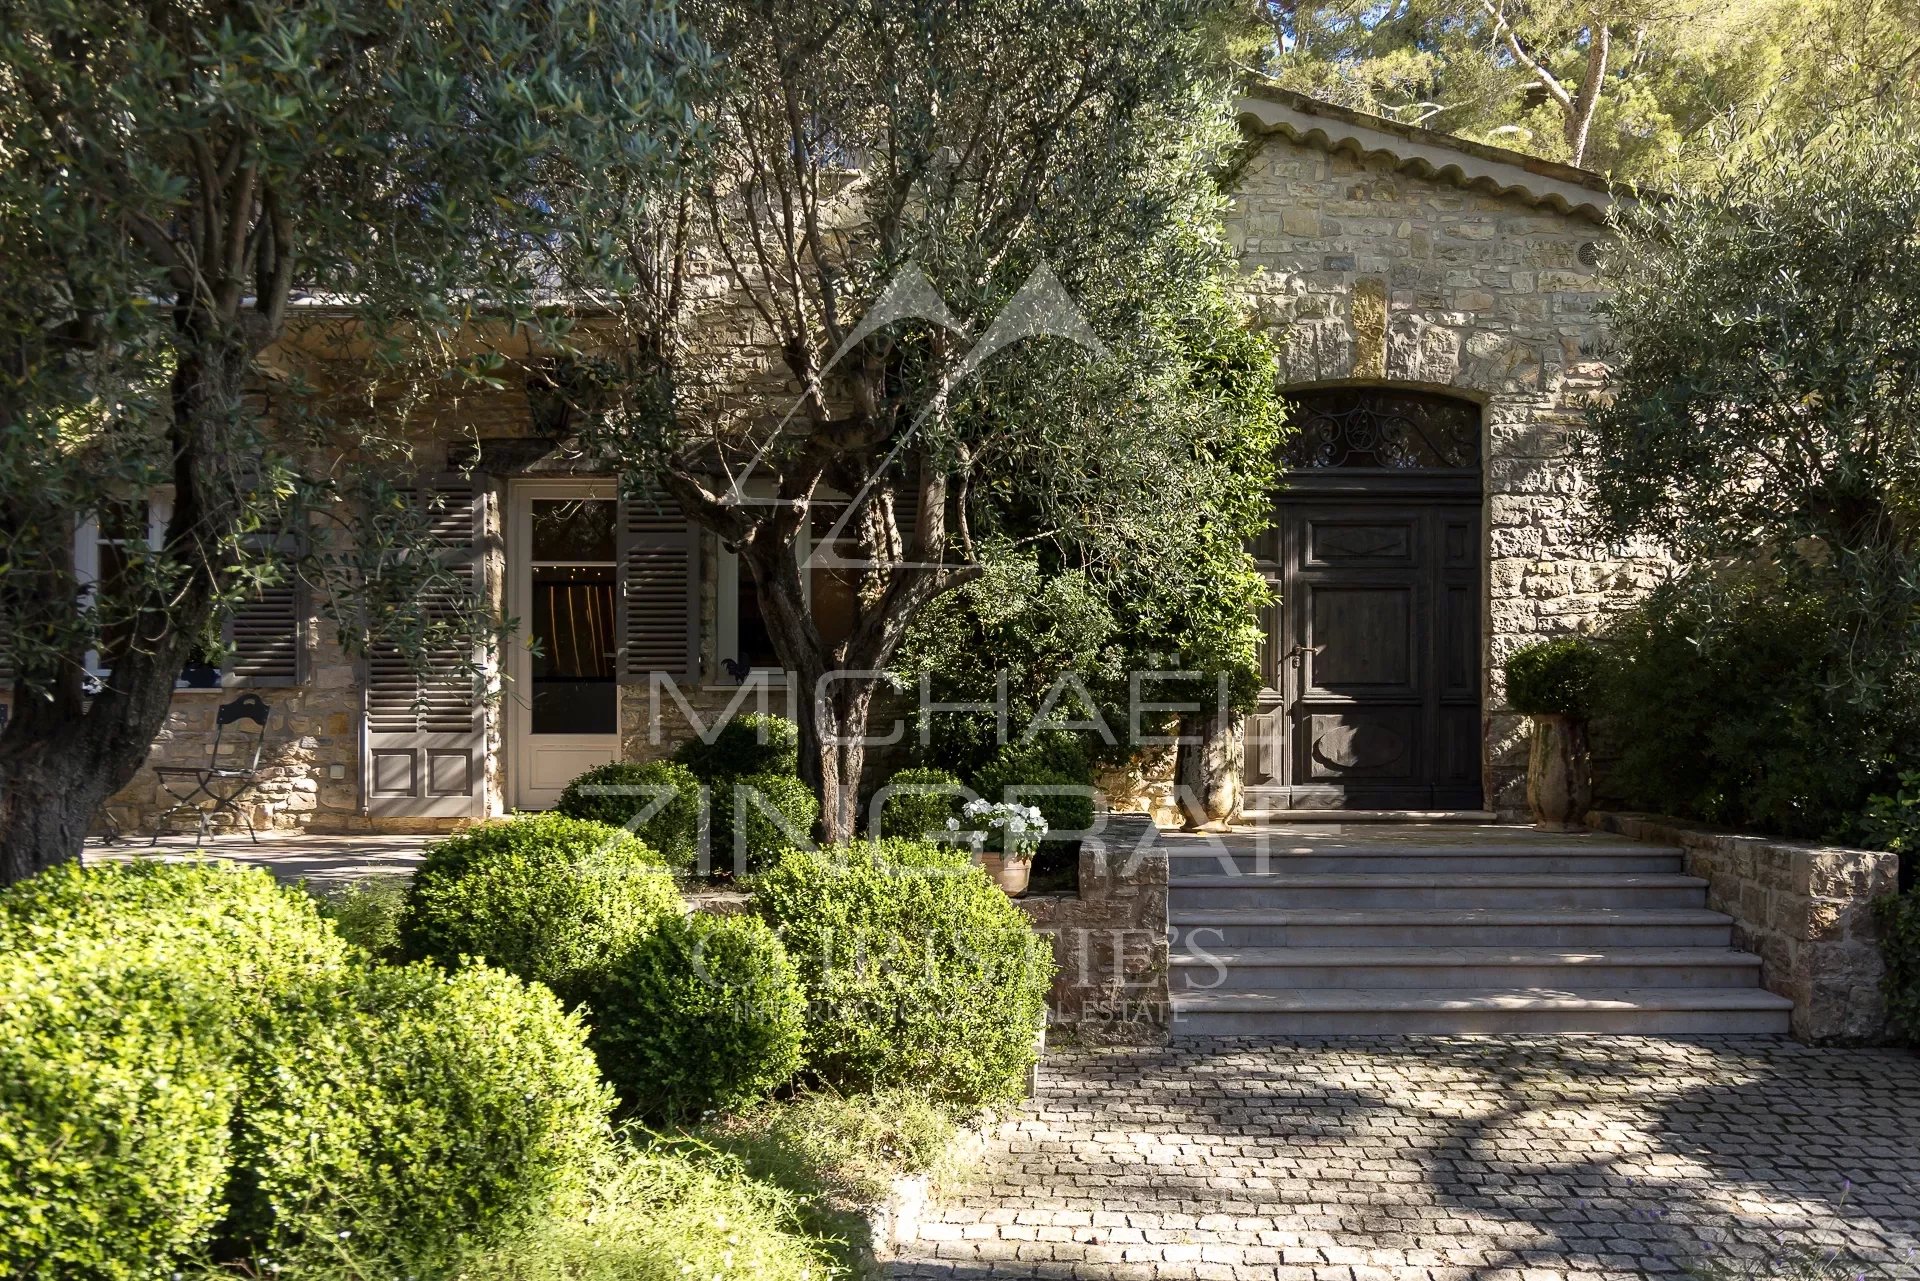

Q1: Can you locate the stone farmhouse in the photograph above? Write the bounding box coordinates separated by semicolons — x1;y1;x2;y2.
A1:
19;85;1663;838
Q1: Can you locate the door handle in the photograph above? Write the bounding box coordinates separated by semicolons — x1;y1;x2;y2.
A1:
1286;644;1314;665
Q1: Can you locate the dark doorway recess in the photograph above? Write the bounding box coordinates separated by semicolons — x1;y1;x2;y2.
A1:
1249;388;1485;811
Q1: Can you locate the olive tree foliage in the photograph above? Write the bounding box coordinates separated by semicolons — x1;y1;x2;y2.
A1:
1579;109;1920;836
1583;108;1920;636
544;0;1285;840
0;0;708;879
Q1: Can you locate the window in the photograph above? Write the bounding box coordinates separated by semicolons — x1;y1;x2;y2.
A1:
714;499;863;682
528;498;618;734
75;496;168;678
1283;389;1482;470
74;494;304;690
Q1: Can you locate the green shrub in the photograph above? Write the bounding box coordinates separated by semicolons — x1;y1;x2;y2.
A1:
225;961;611;1270
310;876;409;960
709;771;820;874
399;813;682;1006
1875;888;1920;1044
755;840;1052;1105
457;1135;832;1281
1862;772;1920;860
0;938;238;1281
556;760;702;872
873;766;968;841
0;858;351;994
0;861;353;1280
1504;636;1604;718
973;739;1097;883
673;712;800;782
1596;567;1920;840
589;913;805;1120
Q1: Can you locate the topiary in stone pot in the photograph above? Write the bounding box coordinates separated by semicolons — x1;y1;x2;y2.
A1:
1504;637;1604;830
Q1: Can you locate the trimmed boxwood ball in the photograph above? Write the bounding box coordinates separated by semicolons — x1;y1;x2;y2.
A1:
399;813;682;1007
0;858;352;994
225;961;612;1270
673;711;799;781
709;771;820;874
555;759;702;872
588;912;806;1120
0;939;238;1281
875;766;968;841
0;861;354;1280
1505;636;1605;718
754;839;1053;1105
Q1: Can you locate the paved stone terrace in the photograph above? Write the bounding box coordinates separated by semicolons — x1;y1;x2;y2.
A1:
88;832;429;889
892;1037;1920;1280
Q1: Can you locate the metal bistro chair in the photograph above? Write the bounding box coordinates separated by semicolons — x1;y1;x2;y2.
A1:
151;692;272;845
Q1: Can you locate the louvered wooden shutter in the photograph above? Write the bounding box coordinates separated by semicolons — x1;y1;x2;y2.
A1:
893;483;921;557
617;491;699;682
224;584;303;686
363;477;487;818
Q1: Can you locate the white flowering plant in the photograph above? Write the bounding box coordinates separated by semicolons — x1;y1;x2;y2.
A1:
947;798;1048;859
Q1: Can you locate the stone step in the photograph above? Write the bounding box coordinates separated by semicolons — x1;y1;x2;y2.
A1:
1168;945;1763;991
1169;987;1793;1036
1165;845;1685;877
1169;906;1734;948
1236;808;1498;824
1167;872;1708;911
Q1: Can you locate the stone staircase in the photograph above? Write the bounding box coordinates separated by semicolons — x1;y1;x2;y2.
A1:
1166;824;1793;1035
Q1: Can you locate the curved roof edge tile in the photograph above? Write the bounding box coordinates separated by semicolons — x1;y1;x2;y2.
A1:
1235;85;1631;223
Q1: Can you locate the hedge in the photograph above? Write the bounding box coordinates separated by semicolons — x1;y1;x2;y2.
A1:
754;839;1052;1105
588;913;805;1120
556;760;702;873
673;712;799;782
224;962;611;1270
399;813;682;1006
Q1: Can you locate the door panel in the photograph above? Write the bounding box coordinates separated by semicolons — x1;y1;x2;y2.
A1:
1307;586;1415;688
1252;493;1483;810
364;477;487;819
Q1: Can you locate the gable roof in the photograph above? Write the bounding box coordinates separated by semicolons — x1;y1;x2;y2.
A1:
1234;83;1623;223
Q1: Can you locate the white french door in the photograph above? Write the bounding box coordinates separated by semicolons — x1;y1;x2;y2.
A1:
508;480;622;810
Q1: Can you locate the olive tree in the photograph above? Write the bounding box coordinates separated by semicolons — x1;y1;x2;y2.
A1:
1583;108;1920;634
553;0;1284;840
0;0;708;880
1579;109;1920;837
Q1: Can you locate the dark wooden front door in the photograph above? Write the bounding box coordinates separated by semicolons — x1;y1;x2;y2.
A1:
1248;389;1485;811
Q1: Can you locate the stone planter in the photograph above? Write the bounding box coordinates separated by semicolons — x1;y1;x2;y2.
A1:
980;852;1031;896
1526;713;1592;830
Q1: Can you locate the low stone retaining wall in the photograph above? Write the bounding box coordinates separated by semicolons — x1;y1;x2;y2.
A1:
1588;811;1897;1043
1012;812;1170;1044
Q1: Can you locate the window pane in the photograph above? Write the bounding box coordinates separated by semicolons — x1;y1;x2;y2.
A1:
811;505;858;649
96;540;133;667
530;499;616;562
531;566;617;733
99;499;148;544
731;574;782;674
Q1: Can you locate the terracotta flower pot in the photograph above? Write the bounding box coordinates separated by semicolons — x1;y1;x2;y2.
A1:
980;852;1032;896
1526;713;1593;831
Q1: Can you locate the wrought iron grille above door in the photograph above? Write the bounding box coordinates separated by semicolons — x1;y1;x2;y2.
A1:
1284;389;1482;471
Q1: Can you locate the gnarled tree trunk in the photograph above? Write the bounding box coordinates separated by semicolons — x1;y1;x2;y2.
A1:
0;327;246;883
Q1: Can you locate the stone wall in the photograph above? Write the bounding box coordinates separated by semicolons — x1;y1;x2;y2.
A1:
1228;118;1669;810
99;607;364;838
1589;811;1898;1043
1012;812;1169;1042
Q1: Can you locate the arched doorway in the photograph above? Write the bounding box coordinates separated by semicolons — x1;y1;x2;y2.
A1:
1248;388;1484;811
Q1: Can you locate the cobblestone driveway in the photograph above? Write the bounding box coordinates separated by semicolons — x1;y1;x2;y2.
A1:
891;1037;1920;1280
